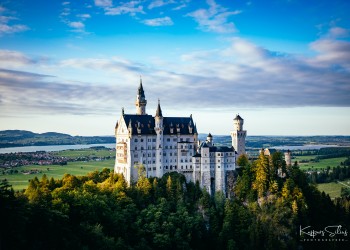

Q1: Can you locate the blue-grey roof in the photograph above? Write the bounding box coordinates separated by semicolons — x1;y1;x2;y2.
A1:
121;114;197;135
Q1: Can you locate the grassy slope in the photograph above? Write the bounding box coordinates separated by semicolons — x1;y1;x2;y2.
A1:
53;149;115;158
294;156;347;170
2;160;115;190
317;179;350;199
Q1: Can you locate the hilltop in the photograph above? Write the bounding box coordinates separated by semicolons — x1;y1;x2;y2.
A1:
0;130;115;148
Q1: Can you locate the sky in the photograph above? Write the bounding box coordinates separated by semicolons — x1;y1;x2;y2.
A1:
0;0;350;136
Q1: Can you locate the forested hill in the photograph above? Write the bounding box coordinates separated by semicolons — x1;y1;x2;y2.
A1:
0;130;115;148
1;153;349;249
1;130;350;149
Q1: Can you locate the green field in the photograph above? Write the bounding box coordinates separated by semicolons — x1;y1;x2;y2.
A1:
53;148;115;158
1;159;115;190
317;179;350;199
294;156;347;170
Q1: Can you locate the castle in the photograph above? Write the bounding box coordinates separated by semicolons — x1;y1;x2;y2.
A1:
114;80;246;195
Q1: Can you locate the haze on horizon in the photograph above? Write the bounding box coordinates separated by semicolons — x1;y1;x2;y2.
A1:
0;0;349;136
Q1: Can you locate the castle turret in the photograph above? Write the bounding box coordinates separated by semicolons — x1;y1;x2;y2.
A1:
135;78;147;115
155;99;164;178
206;133;213;147
284;150;292;166
231;114;247;157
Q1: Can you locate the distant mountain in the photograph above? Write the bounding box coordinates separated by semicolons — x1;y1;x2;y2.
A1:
1;130;349;149
0;130;115;148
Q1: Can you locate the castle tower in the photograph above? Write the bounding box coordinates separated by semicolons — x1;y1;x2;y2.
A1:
206;133;213;147
135;78;147;115
284;150;292;166
231;114;247;157
155;99;164;178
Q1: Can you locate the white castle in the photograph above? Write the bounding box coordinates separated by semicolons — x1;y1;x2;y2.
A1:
114;80;247;195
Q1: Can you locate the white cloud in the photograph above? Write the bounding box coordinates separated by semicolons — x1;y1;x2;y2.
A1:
142;16;173;26
94;0;112;8
68;21;85;29
105;4;145;16
148;0;174;9
77;14;91;19
0;24;29;35
0;50;35;68
0;6;29;35
187;0;241;33
62;2;70;5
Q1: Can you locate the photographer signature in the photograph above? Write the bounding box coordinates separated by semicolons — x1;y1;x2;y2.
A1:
300;225;348;238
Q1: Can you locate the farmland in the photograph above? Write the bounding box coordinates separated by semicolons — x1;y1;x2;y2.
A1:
0;148;115;190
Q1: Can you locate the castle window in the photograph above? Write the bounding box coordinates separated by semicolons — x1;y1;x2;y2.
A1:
135;147;137;150
153;160;155;164
163;152;166;156
170;146;172;149
173;138;176;142
134;139;138;142
141;147;144;150
186;138;190;142
180;138;183;142
167;138;170;142
148;153;151;157
141;139;144;142
218;166;220;168
153;139;156;142
165;146;168;149
153;153;155;157
148;139;151;142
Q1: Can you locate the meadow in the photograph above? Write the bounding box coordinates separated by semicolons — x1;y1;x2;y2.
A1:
1;148;115;190
2;159;115;190
293;156;347;170
317;179;350;199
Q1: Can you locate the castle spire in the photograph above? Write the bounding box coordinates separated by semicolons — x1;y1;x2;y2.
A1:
138;77;145;98
135;77;147;115
156;98;163;117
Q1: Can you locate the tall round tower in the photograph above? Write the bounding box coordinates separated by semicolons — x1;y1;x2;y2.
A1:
231;114;247;157
284;150;292;166
135;78;147;115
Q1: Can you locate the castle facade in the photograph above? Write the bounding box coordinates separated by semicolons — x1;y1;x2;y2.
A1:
114;80;246;195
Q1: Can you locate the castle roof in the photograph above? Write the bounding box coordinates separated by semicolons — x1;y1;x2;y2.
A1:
156;100;162;117
138;79;145;98
122;114;197;135
209;146;235;152
234;114;243;121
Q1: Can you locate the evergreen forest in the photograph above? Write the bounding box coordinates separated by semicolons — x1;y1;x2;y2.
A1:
1;152;349;250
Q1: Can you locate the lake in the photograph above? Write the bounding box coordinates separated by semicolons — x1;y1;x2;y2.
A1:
0;144;116;154
272;144;339;150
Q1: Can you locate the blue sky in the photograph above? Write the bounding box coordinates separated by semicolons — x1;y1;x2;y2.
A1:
0;0;350;136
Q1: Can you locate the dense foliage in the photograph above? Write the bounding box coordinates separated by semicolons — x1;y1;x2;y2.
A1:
1;152;349;249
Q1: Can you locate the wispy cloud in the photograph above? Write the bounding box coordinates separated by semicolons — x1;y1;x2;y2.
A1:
1;27;349;117
94;0;113;8
0;50;36;67
187;0;241;33
148;0;175;10
0;5;29;35
60;2;89;33
104;2;145;16
142;16;173;26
